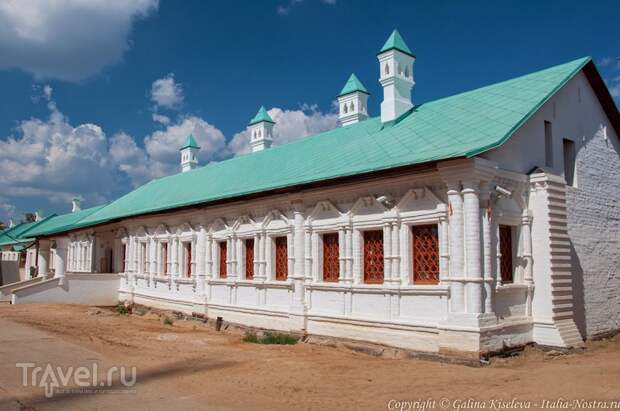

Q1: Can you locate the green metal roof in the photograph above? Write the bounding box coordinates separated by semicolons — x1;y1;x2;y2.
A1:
180;133;200;150
0;217;54;246
249;106;275;125
24;205;107;238
65;57;592;231
338;73;369;97
379;29;414;57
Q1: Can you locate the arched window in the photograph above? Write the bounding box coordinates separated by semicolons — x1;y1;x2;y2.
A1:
404;65;409;78
350;101;355;112
385;63;390;75
343;104;348;114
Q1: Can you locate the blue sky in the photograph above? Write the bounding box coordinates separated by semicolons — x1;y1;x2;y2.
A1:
0;0;619;224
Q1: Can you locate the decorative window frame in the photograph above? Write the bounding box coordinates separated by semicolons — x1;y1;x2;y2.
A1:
262;209;292;283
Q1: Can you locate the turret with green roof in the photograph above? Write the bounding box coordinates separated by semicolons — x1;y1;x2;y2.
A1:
180;133;200;172
248;106;275;152
249;106;275;126
378;29;415;57
378;29;415;123
338;73;369;97
180;133;201;151
337;73;370;126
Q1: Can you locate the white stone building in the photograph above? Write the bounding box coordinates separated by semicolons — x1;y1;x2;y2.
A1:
6;30;619;356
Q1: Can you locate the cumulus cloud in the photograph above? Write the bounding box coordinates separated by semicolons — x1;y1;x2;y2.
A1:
150;73;184;109
227;106;338;155
0;87;117;221
0;83;338;222
0;0;158;81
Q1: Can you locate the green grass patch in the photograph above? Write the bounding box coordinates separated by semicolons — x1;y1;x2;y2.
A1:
115;304;130;315
243;331;298;345
162;316;174;326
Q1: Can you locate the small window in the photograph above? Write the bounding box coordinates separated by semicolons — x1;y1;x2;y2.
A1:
245;239;254;280
411;225;439;284
184;242;192;277
499;225;513;283
161;243;168;275
275;236;288;281
219;242;227;278
563;138;576;186
363;230;384;284
545;121;553;167
322;233;339;282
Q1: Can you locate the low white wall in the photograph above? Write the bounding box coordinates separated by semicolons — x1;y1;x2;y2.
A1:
0;276;44;302
1;251;20;286
12;273;119;305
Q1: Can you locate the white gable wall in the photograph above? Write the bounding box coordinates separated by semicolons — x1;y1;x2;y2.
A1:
482;71;620;338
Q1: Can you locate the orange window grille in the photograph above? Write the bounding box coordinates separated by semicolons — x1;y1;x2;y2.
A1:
245;238;254;280
363;230;384;284
412;225;439;284
322;233;339;282
275;237;288;281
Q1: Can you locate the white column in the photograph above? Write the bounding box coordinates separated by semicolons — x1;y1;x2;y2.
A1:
37;240;50;277
352;229;361;284
463;180;483;314
495;223;502;287
383;223;392;284
447;183;465;312
235;236;242;279
439;215;449;283
206;234;214;279
171;237;179;278
345;226;353;283
481;190;494;314
311;231;319;282
304;226;312;283
253;233;260;281
338;227;346;283
149;239;157;279
291;204;307;323
391;221;401;285
196;226;206;296
255;232;265;281
54;238;69;281
522;211;533;285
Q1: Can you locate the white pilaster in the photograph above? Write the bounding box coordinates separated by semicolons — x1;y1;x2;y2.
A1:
447;183;465;313
463;179;483;314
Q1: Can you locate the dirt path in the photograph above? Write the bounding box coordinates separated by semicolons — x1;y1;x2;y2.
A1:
0;304;619;410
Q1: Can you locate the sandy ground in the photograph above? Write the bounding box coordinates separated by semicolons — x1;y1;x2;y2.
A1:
0;304;619;411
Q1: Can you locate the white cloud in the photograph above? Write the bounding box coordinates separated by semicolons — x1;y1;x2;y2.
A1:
0;82;338;221
152;113;171;125
0;89;117;221
0;0;158;81
151;73;184;109
227;106;338;155
610;83;620;98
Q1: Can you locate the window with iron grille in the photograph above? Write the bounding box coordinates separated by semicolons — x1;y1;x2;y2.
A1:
322;233;339;282
363;230;384;284
219;241;227;278
499;225;513;283
412;225;439;284
275;236;288;281
245;238;254;280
